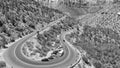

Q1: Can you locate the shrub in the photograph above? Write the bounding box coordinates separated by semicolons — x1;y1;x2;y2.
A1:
0;61;6;68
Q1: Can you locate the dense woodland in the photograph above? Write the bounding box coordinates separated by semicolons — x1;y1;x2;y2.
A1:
0;0;64;49
0;0;120;68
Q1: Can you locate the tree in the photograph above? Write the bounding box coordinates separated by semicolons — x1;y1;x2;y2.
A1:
69;25;120;68
92;61;103;68
0;34;8;49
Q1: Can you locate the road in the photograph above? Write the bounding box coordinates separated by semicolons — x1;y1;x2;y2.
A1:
0;15;66;62
60;29;96;68
4;15;67;48
2;15;81;68
60;30;82;68
3;28;80;68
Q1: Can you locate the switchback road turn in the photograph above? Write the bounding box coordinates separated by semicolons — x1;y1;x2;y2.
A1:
3;28;81;68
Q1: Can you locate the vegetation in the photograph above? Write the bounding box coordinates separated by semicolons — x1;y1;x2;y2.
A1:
0;0;116;49
27;17;78;60
0;0;64;49
1;0;120;68
60;0;104;13
0;34;8;49
66;25;120;68
0;61;7;68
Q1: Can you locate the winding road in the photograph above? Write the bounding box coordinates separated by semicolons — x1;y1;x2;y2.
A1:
2;17;81;68
3;29;80;68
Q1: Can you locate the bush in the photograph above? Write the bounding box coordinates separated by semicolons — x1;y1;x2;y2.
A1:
0;61;6;68
92;61;103;68
0;35;8;49
36;33;47;46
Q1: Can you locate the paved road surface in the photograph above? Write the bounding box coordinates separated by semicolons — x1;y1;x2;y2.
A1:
2;16;81;68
